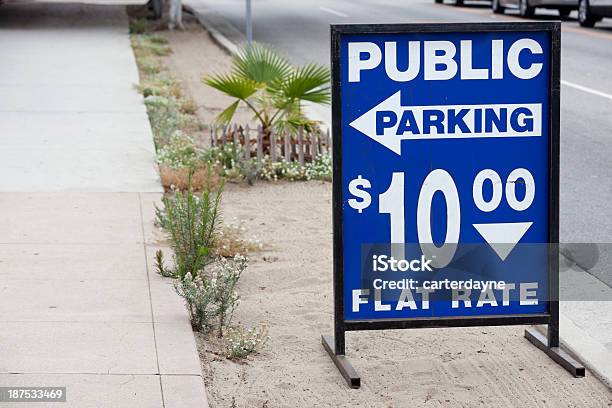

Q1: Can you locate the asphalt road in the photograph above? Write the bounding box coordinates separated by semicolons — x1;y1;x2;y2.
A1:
192;0;612;287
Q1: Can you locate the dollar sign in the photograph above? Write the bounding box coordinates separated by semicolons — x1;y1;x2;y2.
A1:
348;175;372;213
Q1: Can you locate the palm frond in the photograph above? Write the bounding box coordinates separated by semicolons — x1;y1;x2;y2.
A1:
272;106;319;135
277;63;331;104
233;43;292;85
216;100;240;125
203;74;259;100
268;93;299;113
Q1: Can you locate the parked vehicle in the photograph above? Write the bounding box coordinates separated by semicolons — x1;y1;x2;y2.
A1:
491;0;577;17
578;0;612;27
147;0;162;19
434;0;490;6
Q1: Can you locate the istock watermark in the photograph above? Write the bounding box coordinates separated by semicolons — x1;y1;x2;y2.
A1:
356;243;612;308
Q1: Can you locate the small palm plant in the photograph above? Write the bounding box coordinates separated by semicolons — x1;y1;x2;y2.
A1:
203;43;330;139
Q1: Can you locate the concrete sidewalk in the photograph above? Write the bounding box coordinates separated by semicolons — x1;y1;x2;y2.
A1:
0;4;207;407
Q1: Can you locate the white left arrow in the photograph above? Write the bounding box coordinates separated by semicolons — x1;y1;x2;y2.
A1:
348;91;542;155
349;91;405;155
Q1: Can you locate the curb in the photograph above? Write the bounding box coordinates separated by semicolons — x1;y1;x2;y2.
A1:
183;3;240;56
559;313;612;388
133;11;211;406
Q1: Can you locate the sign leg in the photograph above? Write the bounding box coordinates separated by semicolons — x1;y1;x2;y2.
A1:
524;326;585;377
547;301;560;348
321;335;361;388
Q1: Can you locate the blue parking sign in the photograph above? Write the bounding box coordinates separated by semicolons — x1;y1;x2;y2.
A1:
340;27;553;321
323;23;575;388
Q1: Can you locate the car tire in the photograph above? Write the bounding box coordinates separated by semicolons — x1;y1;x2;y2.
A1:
454;0;464;6
578;0;597;27
558;7;572;19
492;0;505;14
519;0;535;17
149;0;163;20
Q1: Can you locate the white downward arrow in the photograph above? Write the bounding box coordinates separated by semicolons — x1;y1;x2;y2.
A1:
348;91;542;155
473;222;533;261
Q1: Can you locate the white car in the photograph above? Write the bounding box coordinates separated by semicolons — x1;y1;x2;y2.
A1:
491;0;577;18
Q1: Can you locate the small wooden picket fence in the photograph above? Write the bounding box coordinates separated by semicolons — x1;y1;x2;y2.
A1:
210;125;331;165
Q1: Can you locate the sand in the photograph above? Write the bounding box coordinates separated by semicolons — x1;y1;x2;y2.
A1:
156;17;612;408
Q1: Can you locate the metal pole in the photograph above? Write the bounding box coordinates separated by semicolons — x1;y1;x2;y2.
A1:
246;0;252;46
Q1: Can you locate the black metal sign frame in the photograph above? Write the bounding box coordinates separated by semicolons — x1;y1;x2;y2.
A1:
322;21;584;389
